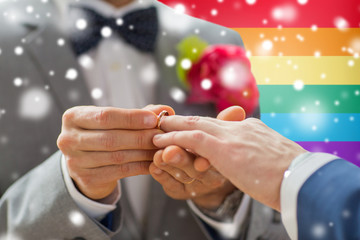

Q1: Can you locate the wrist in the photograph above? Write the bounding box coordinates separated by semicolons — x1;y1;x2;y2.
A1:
192;182;236;210
196;189;244;222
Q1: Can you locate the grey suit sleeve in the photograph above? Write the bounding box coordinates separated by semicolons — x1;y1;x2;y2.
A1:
0;151;122;240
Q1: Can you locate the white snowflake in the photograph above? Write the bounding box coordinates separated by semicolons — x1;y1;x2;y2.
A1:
13;78;23;87
211;9;218;16
14;46;24;56
101;26;112;38
262;39;273;51
180;58;192;70
69;211;85;227
140;62;158;85
65;68;78;80
91;88;103;100
334;17;349;31
174;4;186;14
57;38;65;46
76;19;87;30
170;87;186;103
164;55;176;67
311;223;326;238
19;88;52;120
79;55;94;69
201;79;212;90
26;6;34;14
246;0;257;5
293;79;304;91
298;0;308;4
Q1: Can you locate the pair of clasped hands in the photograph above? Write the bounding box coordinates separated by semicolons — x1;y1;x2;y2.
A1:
57;104;306;211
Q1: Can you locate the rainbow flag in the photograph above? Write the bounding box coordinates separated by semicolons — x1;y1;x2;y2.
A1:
160;0;360;166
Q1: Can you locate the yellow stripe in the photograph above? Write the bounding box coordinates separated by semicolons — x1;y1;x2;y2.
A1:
250;56;360;85
232;28;360;56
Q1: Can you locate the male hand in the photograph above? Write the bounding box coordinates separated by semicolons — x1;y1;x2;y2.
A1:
149;107;246;209
153;106;307;211
57;105;174;200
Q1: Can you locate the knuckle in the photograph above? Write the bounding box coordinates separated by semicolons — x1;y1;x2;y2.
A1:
100;133;116;150
119;164;131;174
138;161;151;173
192;130;205;141
66;157;78;170
62;108;76;124
246;117;261;125
212;178;226;188
78;175;92;188
122;110;134;128
135;133;147;148
95;108;111;126
110;151;125;164
185;116;201;126
57;134;74;151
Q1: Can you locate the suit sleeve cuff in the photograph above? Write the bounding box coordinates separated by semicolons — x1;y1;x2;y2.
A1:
280;152;339;240
61;154;121;220
187;194;251;239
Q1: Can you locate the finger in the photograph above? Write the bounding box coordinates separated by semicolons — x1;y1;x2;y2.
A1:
149;163;187;199
70;161;151;191
143;104;176;116
159;115;223;136
153;149;194;184
63;106;158;130
161;146;200;179
67;150;156;169
153;131;221;162
194;157;211;172
78;129;163;151
217;106;246;121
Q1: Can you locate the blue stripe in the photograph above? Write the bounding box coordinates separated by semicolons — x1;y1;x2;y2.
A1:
261;113;360;141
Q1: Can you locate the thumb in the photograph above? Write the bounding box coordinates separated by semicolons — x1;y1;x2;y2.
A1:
217;106;246;121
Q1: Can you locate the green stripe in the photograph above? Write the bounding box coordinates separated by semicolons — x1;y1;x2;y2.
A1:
259;85;360;113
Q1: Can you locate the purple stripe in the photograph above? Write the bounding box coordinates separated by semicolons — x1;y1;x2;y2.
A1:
297;142;360;167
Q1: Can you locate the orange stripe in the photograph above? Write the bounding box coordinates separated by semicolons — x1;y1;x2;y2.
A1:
232;28;360;56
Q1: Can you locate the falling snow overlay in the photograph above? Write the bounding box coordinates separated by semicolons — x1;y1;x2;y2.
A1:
0;0;359;239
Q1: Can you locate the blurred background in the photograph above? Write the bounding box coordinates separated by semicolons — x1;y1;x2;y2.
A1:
159;0;360;166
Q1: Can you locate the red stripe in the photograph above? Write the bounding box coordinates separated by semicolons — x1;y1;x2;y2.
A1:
158;0;360;28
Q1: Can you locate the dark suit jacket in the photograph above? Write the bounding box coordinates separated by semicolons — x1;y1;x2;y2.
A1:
297;159;360;240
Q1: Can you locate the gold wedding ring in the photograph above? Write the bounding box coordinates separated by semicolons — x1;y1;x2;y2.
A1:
157;110;169;129
184;178;196;185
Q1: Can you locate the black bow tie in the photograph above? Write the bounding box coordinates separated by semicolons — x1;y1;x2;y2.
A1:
69;6;159;56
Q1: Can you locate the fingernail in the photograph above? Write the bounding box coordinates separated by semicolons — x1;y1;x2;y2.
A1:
153;134;163;141
169;154;181;164
153;168;163;175
144;115;157;127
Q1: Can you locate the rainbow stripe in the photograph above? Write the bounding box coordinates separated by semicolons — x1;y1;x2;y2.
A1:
160;0;360;166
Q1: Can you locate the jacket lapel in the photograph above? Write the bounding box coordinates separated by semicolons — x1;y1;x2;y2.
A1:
246;200;274;240
24;20;93;112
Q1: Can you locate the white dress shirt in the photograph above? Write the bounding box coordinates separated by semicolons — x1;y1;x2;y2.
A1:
60;0;250;237
280;152;339;240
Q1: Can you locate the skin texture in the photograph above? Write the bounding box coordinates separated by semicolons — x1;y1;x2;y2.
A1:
153;106;307;211
57;105;174;200
150;107;246;209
